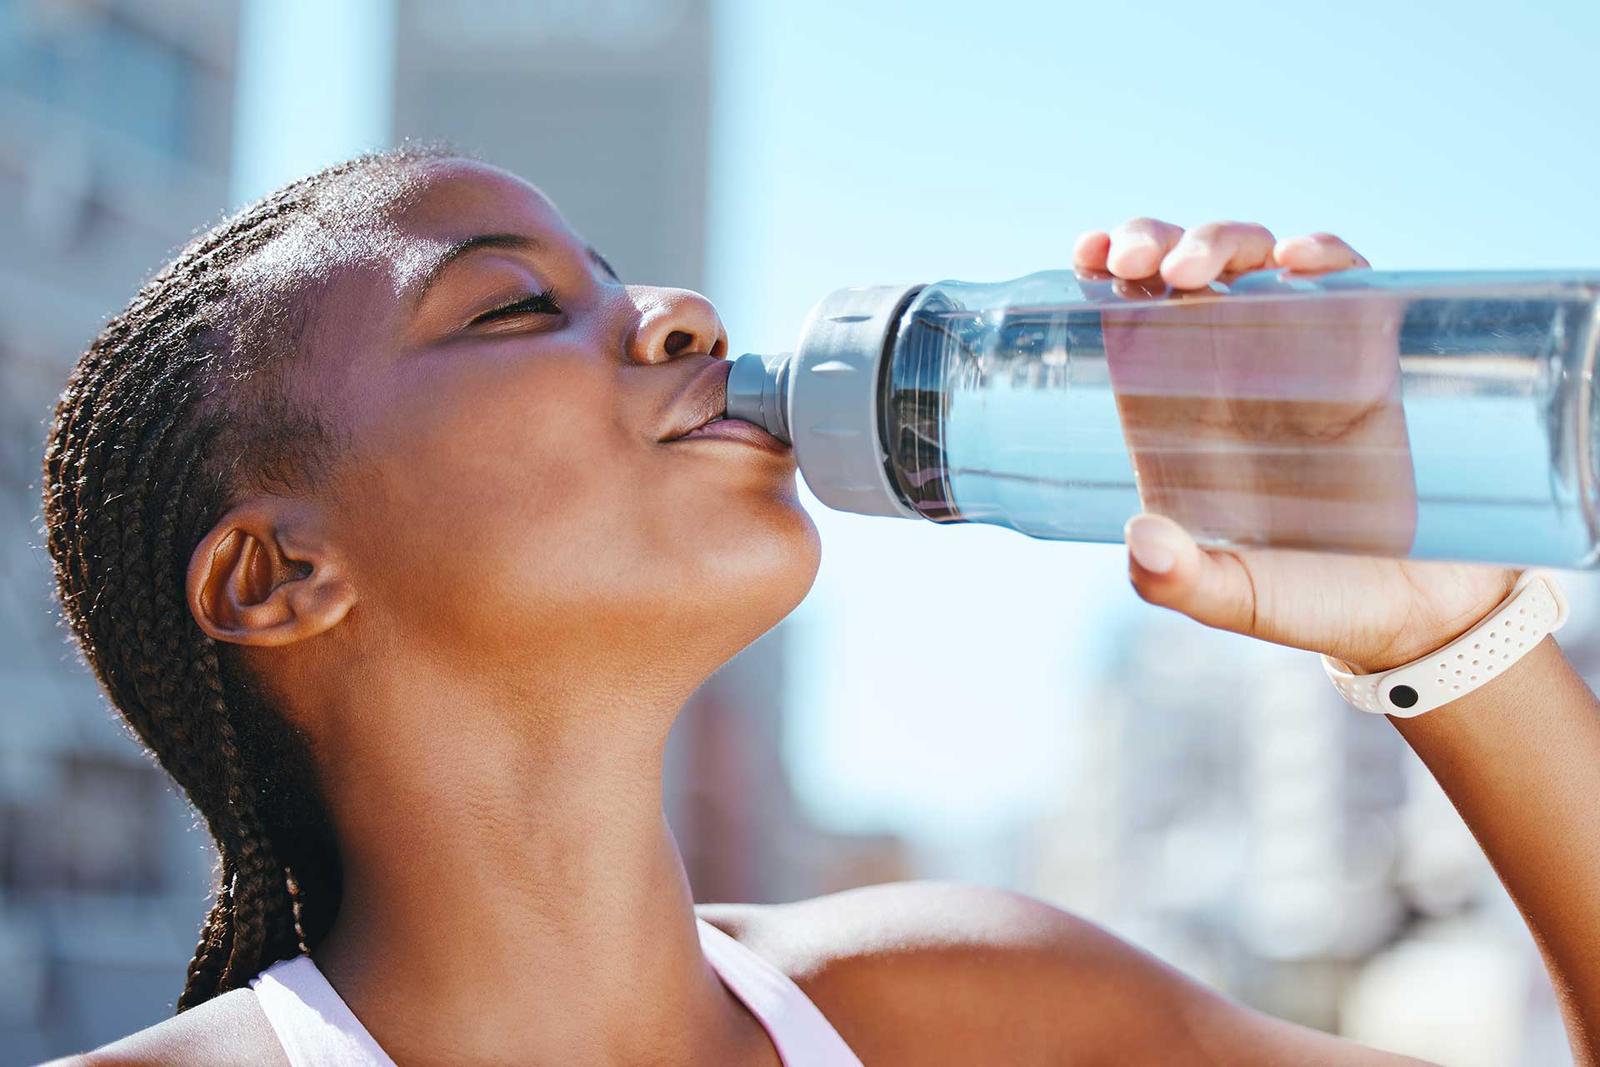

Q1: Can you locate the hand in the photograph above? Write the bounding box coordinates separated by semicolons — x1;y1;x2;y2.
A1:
1074;218;1519;673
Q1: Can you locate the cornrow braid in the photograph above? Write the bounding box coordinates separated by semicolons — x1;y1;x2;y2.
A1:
41;147;450;1011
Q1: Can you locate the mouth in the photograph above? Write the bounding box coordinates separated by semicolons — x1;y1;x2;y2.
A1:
660;360;789;455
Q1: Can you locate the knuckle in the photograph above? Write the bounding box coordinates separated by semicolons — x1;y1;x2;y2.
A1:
1223;220;1275;245
1119;216;1179;238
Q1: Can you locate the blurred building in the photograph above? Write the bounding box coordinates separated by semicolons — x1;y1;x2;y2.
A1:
1031;619;1407;1007
392;0;712;289
0;1;239;1061
1025;606;1583;1067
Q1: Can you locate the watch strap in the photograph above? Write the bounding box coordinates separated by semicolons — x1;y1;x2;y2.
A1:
1323;569;1568;717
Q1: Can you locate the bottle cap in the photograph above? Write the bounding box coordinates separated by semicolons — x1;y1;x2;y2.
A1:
786;284;923;519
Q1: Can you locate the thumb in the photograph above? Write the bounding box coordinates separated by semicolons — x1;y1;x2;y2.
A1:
1123;513;1259;637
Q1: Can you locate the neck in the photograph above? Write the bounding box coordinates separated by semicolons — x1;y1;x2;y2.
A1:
307;652;772;1066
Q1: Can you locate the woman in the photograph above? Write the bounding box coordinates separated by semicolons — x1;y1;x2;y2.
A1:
42;150;1600;1065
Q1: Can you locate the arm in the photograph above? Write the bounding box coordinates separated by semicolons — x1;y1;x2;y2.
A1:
1072;218;1600;1065
1393;636;1600;1060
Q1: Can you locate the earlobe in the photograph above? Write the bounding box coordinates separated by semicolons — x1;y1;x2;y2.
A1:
187;502;356;648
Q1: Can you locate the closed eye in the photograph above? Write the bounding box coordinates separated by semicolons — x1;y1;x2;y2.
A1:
470;287;562;326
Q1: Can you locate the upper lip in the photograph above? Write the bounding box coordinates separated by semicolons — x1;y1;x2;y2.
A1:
659;359;732;442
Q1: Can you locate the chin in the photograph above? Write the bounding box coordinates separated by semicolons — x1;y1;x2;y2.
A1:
694;504;820;643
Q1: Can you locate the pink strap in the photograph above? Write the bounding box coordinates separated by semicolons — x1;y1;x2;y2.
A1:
696;919;864;1066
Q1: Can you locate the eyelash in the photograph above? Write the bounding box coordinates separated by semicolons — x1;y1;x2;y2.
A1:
471;287;561;325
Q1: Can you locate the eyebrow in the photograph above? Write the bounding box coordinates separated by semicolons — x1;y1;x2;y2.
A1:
589;248;620;282
415;232;621;299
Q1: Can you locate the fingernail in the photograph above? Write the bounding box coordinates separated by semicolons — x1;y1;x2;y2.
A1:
1125;516;1178;574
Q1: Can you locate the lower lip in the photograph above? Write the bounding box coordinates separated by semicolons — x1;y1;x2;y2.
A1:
673;418;791;455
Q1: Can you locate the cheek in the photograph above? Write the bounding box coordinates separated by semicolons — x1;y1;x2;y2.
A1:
332;352;822;655
336;356;658;629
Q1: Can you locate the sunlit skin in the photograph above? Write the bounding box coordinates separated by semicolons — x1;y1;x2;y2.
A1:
70;167;1600;1066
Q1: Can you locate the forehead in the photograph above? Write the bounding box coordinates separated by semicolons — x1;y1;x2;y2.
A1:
402;159;571;232
230;158;581;304
224;161;582;386
387;160;582;283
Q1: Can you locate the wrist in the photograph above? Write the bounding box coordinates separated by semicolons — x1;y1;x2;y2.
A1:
1341;572;1521;675
1324;571;1567;717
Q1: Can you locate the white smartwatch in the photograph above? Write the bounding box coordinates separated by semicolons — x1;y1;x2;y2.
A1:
1322;569;1569;717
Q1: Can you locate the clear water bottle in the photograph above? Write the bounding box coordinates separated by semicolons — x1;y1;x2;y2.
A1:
725;270;1600;567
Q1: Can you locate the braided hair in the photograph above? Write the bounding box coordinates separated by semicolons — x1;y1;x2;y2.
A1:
41;147;447;1011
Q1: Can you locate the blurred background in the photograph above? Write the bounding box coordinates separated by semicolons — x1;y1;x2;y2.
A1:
2;0;1598;1063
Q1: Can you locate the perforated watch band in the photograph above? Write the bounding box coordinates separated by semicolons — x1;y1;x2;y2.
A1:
1322;570;1568;717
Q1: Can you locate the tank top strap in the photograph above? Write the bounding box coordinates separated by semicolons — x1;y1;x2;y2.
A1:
250;956;395;1067
251;926;862;1067
695;917;865;1066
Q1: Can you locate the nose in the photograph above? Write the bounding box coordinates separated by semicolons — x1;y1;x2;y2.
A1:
625;286;728;366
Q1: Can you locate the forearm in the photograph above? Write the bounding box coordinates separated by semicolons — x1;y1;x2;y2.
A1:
1391;636;1600;1065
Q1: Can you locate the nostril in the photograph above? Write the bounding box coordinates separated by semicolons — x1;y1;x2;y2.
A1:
663;330;695;357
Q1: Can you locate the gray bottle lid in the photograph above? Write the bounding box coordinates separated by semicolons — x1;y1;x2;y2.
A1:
767;283;924;520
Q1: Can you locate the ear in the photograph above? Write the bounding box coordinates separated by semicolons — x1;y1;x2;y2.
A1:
186;499;356;647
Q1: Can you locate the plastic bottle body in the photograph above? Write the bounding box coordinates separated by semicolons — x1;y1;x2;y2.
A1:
875;270;1600;567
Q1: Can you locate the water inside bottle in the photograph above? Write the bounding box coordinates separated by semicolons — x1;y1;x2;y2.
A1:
884;272;1600;566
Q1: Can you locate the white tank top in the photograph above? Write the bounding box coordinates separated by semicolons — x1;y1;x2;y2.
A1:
249;917;863;1066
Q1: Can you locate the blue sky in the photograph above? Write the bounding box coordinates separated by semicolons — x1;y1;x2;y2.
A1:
703;0;1600;838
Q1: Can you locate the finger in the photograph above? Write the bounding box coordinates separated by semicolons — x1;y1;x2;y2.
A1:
1073;230;1112;272
1274;231;1371;273
1106;217;1185;279
1160;221;1277;290
1123;512;1258;637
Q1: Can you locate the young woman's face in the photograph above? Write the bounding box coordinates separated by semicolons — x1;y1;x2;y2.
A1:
300;160;819;678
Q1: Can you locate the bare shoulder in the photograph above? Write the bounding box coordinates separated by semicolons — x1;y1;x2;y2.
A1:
699;879;1117;972
701;881;1190;1063
698;881;1423;1066
41;987;288;1067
